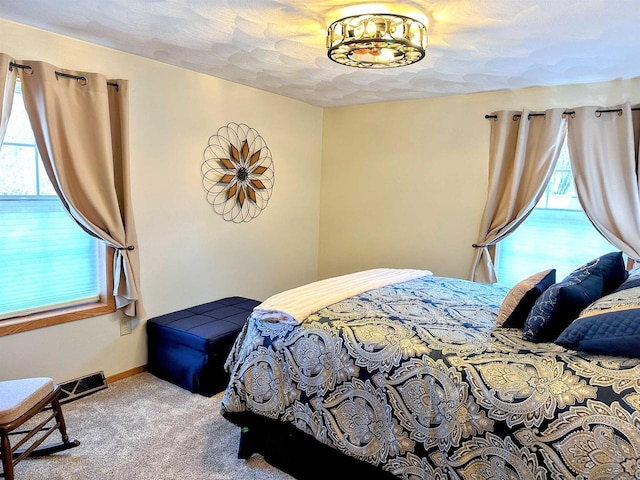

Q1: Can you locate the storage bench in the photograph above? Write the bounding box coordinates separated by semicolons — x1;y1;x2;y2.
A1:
147;296;260;396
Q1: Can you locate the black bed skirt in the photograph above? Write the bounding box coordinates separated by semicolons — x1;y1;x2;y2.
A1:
223;411;398;480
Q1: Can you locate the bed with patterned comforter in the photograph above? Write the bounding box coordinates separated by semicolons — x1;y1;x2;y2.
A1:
221;273;640;479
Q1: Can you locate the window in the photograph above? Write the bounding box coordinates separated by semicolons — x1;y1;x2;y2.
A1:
495;141;614;287
0;82;113;334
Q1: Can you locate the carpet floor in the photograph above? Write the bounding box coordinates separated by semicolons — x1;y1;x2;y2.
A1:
11;372;294;480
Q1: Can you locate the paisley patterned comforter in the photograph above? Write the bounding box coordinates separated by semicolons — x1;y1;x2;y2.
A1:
221;275;640;479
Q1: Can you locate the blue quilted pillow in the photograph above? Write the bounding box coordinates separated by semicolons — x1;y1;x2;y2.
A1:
523;258;603;343
555;285;640;357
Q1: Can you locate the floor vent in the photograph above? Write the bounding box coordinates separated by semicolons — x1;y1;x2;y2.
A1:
58;371;108;404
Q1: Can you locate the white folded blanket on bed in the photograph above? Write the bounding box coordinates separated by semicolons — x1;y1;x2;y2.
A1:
253;268;432;324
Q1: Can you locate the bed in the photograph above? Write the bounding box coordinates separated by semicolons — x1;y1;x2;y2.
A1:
221;266;640;480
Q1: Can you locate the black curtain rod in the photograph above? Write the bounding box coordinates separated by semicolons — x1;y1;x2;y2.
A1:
485;107;640;120
9;62;119;90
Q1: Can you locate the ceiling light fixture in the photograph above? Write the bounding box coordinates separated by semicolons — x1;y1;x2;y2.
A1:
327;13;427;68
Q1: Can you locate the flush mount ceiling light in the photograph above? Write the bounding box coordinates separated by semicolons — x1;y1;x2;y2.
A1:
327;13;427;68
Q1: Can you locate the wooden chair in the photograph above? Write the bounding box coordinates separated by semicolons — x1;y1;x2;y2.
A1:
0;378;80;480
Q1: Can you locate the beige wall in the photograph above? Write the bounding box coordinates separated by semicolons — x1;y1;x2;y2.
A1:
318;78;640;280
0;19;323;383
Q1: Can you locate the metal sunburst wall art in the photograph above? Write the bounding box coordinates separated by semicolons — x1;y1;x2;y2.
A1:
201;123;275;223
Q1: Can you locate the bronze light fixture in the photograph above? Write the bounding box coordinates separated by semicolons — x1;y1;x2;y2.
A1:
327;13;427;68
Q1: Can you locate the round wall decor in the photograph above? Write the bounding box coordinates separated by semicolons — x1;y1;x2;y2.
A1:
201;123;274;223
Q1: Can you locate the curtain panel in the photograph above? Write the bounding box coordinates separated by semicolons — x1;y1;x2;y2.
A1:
10;58;142;317
567;102;640;262
471;109;567;283
0;54;17;144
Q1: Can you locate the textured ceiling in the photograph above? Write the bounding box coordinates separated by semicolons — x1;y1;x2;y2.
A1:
0;1;639;107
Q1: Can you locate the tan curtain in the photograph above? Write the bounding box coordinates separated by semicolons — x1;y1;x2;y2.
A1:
634;107;640;174
18;60;142;317
0;54;17;144
567;102;640;261
471;109;566;283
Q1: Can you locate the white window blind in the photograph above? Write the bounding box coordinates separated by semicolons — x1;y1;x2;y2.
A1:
0;199;100;318
0;82;101;320
495;141;614;287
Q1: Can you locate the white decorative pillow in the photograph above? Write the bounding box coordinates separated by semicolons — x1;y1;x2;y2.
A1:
496;269;556;328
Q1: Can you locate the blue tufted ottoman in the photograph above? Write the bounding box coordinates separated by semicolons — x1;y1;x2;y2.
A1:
146;296;259;396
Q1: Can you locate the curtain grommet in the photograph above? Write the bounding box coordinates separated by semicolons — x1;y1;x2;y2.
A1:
9;62;34;75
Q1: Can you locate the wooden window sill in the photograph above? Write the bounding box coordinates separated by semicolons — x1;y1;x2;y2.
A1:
0;297;116;337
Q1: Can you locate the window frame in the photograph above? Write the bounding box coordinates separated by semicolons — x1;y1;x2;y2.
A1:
494;139;614;286
0;82;116;336
0;246;115;336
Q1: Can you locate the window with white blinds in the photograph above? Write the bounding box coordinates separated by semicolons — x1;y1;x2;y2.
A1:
495;141;614;287
0;82;102;320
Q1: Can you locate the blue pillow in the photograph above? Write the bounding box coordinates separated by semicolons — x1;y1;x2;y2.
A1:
496;269;556;328
614;266;640;292
523;258;603;343
597;251;628;295
555;284;640;357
